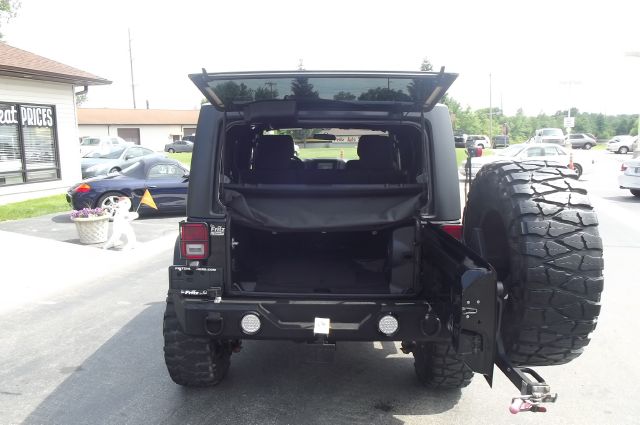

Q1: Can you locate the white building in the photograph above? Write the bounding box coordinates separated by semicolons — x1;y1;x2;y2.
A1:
77;109;199;152
0;42;110;205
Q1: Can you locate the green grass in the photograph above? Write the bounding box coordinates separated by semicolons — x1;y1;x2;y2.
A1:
455;148;494;166
0;194;70;222
297;146;358;160
167;152;192;166
592;144;607;151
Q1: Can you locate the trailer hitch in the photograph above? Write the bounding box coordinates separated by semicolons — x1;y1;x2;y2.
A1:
494;287;557;413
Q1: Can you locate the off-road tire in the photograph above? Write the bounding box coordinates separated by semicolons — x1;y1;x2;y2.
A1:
631;189;640;197
413;341;473;389
463;160;603;366
163;299;231;387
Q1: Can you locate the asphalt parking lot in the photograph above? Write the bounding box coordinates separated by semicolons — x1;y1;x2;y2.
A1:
0;212;182;247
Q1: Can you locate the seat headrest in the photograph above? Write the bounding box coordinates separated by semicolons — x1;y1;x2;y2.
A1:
356;135;395;169
254;135;296;169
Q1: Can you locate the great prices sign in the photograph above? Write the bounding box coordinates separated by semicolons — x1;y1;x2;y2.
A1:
0;104;54;127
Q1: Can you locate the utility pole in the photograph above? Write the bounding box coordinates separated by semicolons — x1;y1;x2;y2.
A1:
560;80;581;147
625;52;640;158
489;73;493;144
128;28;137;109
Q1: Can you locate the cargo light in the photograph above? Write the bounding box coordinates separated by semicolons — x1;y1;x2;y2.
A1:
378;314;399;336
180;222;209;260
75;183;91;193
240;313;261;335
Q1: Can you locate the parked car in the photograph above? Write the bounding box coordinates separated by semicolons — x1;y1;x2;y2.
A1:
165;140;194;153
566;133;596;150
607;135;637;154
466;134;491;149
528;128;565;145
81;145;156;179
460;143;592;178
619;158;640;197
68;156;189;214
79;136;128;157
454;134;467;148
492;135;509;148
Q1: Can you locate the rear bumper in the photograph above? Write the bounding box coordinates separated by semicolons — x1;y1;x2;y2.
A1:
170;292;447;342
619;174;640;189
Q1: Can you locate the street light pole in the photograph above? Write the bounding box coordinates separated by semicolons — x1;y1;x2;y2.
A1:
489;73;493;144
625;52;640;158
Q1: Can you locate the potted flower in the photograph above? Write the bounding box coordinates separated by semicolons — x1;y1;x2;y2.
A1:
70;207;110;244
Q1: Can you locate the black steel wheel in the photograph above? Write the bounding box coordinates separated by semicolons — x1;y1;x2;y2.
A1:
463;160;604;366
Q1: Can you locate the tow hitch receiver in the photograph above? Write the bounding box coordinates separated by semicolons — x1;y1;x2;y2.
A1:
496;340;558;413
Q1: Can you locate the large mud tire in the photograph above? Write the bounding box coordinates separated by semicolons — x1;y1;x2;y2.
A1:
413;341;473;389
163;299;231;386
463;160;603;366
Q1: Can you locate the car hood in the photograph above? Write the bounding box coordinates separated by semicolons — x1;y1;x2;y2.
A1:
469;155;504;167
190;70;458;113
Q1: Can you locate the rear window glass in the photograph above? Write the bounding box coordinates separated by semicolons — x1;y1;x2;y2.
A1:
81;138;100;146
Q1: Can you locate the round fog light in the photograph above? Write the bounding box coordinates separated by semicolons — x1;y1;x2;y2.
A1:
240;313;261;335
378;314;399;336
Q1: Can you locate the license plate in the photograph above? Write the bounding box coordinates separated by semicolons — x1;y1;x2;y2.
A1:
313;317;330;335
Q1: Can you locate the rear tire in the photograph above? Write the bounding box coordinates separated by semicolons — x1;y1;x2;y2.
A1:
463;160;604;366
583;143;592;150
163;299;231;387
631;189;640;197
413;341;473;389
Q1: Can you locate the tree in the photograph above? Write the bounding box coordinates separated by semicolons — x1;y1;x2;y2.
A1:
420;58;434;72
254;85;279;100
358;87;411;101
212;81;253;105
334;91;356;101
290;76;319;99
0;0;19;39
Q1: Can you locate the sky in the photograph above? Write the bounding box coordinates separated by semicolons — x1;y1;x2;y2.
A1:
3;0;640;116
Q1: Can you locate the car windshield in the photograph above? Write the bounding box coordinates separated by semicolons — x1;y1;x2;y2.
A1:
80;138;100;146
121;160;143;176
542;129;564;137
496;145;525;157
83;147;125;159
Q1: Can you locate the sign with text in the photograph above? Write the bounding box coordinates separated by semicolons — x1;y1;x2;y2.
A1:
564;117;575;128
0;104;54;128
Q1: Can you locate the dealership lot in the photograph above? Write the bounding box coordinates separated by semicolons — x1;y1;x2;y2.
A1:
0;150;638;425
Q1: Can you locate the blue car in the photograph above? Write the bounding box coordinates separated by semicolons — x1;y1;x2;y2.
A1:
67;156;189;215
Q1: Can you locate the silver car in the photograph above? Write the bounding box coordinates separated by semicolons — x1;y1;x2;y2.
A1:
164;140;194;153
81;145;157;178
566;133;596;150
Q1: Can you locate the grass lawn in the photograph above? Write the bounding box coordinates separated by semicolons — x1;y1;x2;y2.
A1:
297;146;358;160
455;147;494;166
592;144;607;151
167;152;192;166
0;194;70;222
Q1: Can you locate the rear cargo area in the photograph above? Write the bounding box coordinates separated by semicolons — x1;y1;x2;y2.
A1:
230;223;418;295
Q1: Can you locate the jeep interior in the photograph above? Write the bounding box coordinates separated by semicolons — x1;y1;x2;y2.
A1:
191;71;457;297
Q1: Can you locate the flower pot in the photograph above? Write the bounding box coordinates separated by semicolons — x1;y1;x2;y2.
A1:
72;215;110;244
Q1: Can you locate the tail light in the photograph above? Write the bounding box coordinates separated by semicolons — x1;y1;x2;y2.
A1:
180;222;209;259
74;183;91;193
441;224;463;240
621;164;627;171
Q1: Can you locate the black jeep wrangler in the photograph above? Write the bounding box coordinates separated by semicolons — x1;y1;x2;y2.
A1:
164;70;603;413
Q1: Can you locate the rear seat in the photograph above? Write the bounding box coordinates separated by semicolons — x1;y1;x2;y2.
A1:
240;135;302;184
343;135;405;184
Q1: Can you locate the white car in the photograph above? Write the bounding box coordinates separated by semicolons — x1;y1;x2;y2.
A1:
460;143;592;179
79;136;129;157
529;128;565;145
466;135;491;149
619;158;640;197
607;135;637;154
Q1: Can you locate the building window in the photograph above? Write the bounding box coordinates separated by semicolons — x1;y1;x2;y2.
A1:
0;102;60;187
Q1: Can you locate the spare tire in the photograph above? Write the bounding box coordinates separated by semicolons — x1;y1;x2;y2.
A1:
463;160;604;366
